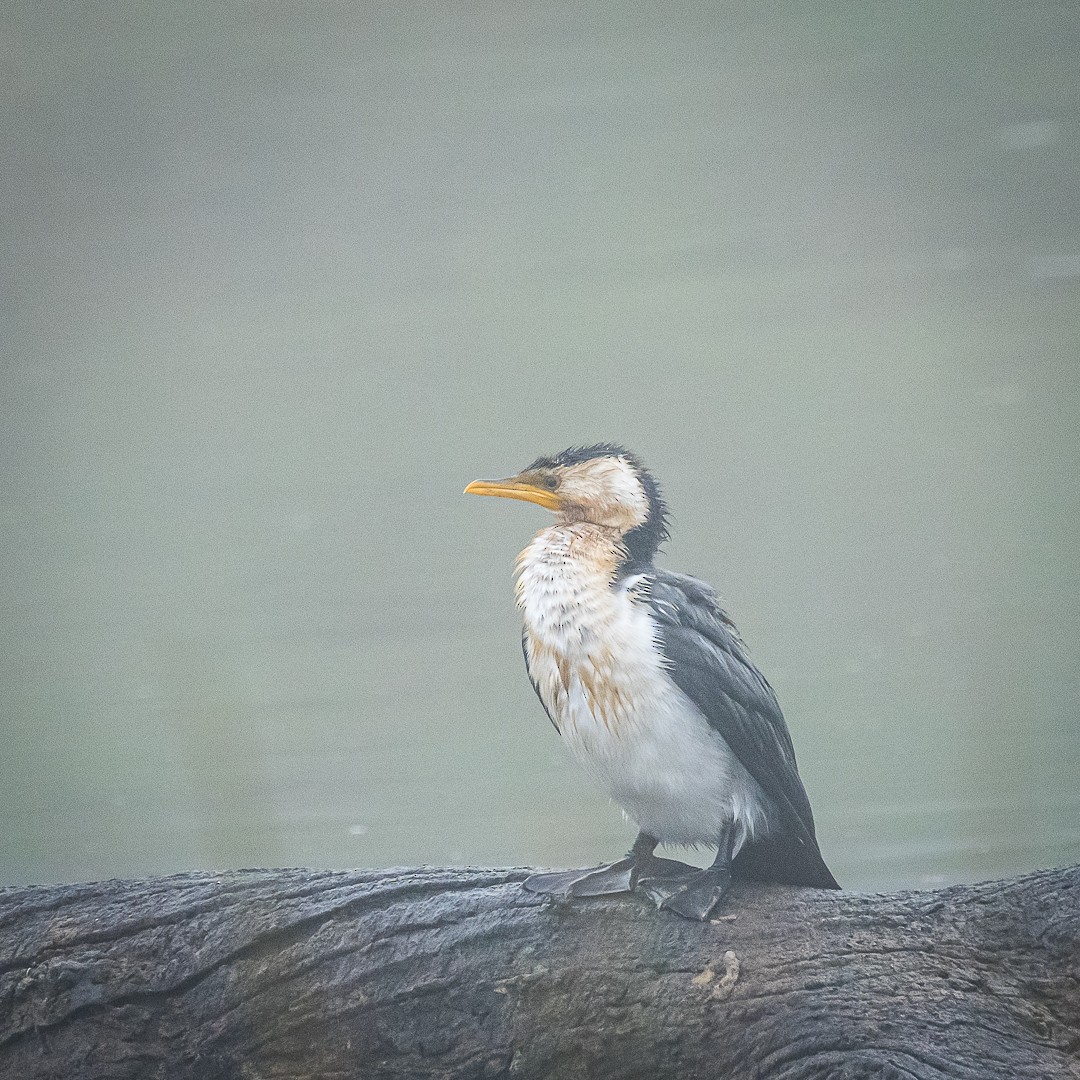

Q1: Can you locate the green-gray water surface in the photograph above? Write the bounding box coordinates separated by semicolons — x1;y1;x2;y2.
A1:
4;1;1079;891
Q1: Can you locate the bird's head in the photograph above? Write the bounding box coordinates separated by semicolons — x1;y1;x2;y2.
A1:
465;443;669;564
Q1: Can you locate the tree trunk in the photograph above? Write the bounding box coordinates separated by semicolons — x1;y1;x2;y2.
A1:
1;863;1077;1079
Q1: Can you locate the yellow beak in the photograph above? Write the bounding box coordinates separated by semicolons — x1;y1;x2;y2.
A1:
464;475;562;511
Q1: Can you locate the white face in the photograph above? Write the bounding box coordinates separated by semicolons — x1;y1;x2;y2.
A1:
549;455;650;533
465;449;656;538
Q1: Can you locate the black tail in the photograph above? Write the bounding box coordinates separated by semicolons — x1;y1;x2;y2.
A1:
733;832;840;890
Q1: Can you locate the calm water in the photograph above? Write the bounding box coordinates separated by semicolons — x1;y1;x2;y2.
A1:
4;1;1079;892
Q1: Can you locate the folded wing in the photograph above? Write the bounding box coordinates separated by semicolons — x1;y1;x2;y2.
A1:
646;570;839;888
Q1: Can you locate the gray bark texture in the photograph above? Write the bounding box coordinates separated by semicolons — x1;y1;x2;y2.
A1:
0;863;1077;1080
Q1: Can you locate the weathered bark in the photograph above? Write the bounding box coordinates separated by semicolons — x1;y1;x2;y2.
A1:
0;864;1077;1079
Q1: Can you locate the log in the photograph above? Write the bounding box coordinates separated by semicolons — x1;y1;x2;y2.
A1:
1;863;1077;1079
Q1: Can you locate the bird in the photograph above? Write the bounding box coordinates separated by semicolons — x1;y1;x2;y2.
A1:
464;443;839;920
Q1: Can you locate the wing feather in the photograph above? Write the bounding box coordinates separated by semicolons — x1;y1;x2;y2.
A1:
646;570;838;888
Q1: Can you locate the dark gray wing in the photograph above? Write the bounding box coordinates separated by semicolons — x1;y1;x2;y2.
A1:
522;629;560;733
646;569;838;887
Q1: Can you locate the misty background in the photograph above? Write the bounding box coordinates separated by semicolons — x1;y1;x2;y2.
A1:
4;1;1079;891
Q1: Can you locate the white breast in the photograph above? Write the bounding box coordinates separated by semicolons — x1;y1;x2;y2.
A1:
517;525;769;850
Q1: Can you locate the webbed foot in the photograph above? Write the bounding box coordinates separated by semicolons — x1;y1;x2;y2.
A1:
523;858;636;898
643;867;733;921
521;832;703;904
637;854;698;882
634;855;701;905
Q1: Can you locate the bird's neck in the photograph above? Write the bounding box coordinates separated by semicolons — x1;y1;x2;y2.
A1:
515;523;639;634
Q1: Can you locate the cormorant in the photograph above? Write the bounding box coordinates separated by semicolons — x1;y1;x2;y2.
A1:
466;444;839;920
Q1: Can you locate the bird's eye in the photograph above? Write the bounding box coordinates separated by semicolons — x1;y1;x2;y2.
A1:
542;474;559;490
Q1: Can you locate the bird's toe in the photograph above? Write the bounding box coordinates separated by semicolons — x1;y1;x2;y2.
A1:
636;870;699;909
522;867;605;896
522;858;636;898
652;868;732;921
638;854;698;880
661;883;726;921
563;857;636;896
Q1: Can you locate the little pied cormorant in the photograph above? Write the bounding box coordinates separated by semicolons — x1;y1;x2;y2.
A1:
465;444;839;921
